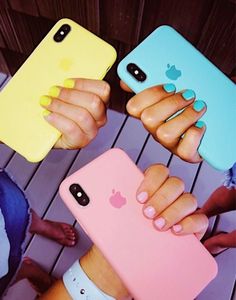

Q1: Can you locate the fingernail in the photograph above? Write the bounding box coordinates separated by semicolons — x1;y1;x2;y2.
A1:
137;191;148;203
195;120;205;129
49;86;60;98
64;79;75;89
172;224;182;233
42;110;51;118
40;95;51;106
193;100;206;112
182;89;195;101
143;206;156;219
163;83;176;93
154;217;166;230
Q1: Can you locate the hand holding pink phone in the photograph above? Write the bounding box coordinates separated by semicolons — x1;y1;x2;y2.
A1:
59;148;217;300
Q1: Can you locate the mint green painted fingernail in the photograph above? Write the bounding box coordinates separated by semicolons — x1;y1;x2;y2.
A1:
163;83;176;93
195;120;205;128
182;89;195;101
193;100;206;112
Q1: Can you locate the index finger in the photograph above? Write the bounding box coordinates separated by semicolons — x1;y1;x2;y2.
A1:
64;78;111;104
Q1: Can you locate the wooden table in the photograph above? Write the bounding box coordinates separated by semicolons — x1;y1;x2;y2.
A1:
0;72;235;300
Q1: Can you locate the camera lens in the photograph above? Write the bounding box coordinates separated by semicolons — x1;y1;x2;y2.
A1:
127;63;146;82
69;183;90;207
53;24;71;43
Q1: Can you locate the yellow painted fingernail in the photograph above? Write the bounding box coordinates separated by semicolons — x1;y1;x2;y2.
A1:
64;79;75;88
49;86;60;97
40;95;51;106
42;110;51;117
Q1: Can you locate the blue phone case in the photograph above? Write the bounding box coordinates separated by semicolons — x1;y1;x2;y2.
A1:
117;25;236;171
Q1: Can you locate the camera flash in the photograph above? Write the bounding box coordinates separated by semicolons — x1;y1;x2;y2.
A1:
60;31;65;35
134;70;139;75
77;192;82;197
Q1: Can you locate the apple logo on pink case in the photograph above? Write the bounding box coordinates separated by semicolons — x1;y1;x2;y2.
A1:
109;189;127;208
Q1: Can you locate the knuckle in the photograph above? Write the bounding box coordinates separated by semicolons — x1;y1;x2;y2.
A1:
184;193;198;209
201;214;209;227
155;126;173;144
181;110;196;123
126;100;139;116
101;81;111;98
91;94;103;111
65;122;78;136
77;111;88;123
145;164;169;178
141;109;156;129
172;94;183;108
176;145;194;162
156;164;169;177
170;176;185;191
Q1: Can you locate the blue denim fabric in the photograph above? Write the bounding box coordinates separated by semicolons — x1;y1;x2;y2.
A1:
0;170;30;296
224;162;236;189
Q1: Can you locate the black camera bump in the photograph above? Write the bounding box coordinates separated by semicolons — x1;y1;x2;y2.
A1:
127;63;147;82
53;24;71;42
69;183;90;207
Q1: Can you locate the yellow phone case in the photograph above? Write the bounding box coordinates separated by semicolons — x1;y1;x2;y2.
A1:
0;19;117;162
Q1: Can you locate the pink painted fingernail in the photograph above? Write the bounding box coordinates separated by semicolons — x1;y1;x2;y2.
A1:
154;217;166;230
143;206;156;219
137;191;148;203
172;224;182;233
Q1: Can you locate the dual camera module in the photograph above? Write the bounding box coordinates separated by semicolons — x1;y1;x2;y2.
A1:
127;63;147;82
69;184;90;207
53;24;71;42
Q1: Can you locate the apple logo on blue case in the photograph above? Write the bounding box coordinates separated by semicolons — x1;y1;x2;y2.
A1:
165;64;182;80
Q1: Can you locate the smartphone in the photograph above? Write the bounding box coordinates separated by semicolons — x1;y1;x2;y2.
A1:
0;19;117;162
59;148;217;300
117;25;236;171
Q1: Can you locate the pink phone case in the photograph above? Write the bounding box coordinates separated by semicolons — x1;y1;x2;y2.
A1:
59;148;217;300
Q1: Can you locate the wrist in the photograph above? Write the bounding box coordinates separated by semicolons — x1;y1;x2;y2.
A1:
80;246;129;299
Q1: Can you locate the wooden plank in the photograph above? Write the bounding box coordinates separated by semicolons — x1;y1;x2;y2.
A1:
139;0;214;45
100;0;145;45
112;116;148;162
0;144;14;168
197;0;236;75
0;48;27;75
5;153;39;190
24;149;78;216
137;135;171;171
0;72;7;85
105;41;132;113
8;0;39;16
0;49;10;74
168;156;199;192
197;248;236;300
37;0;100;34
0;4;22;52
2;279;36;300
192;161;225;208
6;10;49;55
0;74;15;167
0;31;6;48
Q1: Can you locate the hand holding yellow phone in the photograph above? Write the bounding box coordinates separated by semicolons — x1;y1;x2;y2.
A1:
0;19;116;162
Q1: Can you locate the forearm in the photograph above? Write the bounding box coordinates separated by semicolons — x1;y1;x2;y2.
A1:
39;246;129;300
